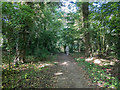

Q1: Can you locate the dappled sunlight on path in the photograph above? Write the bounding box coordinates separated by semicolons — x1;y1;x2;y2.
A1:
54;54;95;88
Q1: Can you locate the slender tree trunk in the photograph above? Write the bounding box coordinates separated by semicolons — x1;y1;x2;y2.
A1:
22;29;26;63
14;29;27;65
14;42;20;65
79;42;81;52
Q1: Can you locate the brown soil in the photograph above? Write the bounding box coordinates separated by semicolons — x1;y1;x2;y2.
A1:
53;53;96;88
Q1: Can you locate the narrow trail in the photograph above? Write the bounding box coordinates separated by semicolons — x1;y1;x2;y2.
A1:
53;53;94;88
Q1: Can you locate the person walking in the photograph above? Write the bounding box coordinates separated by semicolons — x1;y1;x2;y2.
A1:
66;46;69;55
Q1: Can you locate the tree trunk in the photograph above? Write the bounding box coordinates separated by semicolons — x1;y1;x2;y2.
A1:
84;32;90;57
14;29;27;65
14;42;21;65
82;2;90;57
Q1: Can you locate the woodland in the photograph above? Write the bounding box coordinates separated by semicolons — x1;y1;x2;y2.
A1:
1;1;120;89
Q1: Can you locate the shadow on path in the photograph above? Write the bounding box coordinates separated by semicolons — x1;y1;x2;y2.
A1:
54;53;95;88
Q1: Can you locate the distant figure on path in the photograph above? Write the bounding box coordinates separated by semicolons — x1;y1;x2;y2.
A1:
66;46;69;55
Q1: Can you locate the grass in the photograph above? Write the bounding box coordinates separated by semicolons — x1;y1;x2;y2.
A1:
75;57;120;89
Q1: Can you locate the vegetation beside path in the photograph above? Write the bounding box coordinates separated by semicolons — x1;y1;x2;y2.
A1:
2;55;58;88
72;53;120;89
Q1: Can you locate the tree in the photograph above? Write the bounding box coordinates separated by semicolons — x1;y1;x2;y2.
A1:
81;2;90;57
2;2;63;64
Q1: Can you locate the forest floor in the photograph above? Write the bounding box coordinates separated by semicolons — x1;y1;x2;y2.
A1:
2;53;97;88
3;53;119;88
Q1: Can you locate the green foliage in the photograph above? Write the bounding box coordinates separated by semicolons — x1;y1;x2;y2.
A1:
75;57;120;89
2;2;120;61
2;2;62;63
88;2;120;58
34;47;50;60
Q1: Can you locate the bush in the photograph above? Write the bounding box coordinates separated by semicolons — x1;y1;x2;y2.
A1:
34;47;50;61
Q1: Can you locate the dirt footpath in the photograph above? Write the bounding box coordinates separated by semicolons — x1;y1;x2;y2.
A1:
53;53;95;88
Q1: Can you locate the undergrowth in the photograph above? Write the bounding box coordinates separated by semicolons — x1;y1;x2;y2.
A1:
2;54;57;88
75;58;120;89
